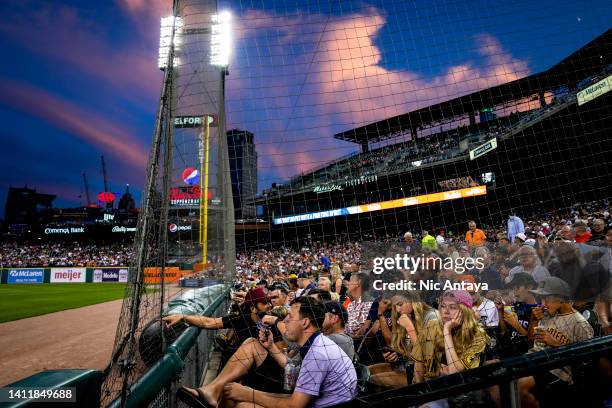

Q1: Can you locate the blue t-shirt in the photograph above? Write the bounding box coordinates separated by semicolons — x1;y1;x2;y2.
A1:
320;256;331;268
295;334;357;407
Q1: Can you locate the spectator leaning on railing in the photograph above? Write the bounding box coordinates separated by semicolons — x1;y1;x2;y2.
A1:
222;296;357;408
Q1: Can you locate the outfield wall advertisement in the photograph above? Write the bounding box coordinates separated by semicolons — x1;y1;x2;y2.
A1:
93;268;129;283
50;268;87;283
7;268;44;284
1;267;131;284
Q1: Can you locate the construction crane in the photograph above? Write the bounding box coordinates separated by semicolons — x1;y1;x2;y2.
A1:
82;172;92;206
101;155;112;209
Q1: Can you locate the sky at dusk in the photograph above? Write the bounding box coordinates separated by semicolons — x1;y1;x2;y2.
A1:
0;0;609;217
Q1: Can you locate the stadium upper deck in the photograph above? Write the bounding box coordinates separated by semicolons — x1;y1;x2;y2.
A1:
255;29;610;203
248;29;611;241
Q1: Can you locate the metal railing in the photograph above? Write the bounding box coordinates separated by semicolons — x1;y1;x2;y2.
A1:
107;286;231;408
332;335;612;408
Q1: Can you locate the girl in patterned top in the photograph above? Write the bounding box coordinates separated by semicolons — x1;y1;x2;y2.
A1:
369;292;438;389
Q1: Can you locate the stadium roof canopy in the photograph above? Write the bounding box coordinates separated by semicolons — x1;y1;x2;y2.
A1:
334;29;611;147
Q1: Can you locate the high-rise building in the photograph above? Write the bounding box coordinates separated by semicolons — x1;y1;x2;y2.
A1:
118;184;136;212
227;129;257;220
4;187;55;226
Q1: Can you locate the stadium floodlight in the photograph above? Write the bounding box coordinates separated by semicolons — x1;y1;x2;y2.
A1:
158;16;183;70
210;11;232;67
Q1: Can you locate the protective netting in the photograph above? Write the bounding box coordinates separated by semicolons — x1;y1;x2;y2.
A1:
104;0;611;406
101;0;236;405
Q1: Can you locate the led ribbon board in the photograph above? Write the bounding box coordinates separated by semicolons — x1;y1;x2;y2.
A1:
273;186;487;225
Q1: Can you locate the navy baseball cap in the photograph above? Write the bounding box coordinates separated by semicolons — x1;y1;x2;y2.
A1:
324;301;348;325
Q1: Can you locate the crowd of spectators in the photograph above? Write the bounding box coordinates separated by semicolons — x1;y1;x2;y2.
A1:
1;199;610;405
0;241;132;267
161;199;611;408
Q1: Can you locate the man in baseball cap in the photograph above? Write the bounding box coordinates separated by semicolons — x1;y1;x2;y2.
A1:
296;272;316;297
514;232;527;246
529;276;571;299
242;287;273;312
517;276;594;405
323;301;355;361
164;287;272;346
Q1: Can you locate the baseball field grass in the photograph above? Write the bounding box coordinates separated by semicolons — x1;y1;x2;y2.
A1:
0;283;129;323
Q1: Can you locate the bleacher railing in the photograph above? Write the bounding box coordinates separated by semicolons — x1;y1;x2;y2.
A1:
333;335;612;408
106;286;231;408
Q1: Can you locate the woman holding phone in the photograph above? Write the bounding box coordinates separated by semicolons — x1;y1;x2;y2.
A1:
369;292;437;389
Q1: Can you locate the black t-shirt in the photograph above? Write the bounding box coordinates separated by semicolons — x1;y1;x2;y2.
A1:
363;301;393;361
222;312;259;345
221;311;283;345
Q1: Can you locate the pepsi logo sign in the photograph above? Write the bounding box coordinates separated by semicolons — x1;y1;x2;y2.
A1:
168;224;192;233
182;167;200;185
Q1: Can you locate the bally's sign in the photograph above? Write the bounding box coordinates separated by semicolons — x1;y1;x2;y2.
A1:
313;175;378;194
174;115;218;128
112;226;137;233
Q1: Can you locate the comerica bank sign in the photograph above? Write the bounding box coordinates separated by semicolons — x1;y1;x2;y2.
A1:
44;227;85;234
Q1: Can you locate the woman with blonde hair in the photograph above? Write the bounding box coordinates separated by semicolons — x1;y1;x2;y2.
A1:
317;276;339;301
369;292;437;389
329;264;347;301
411;290;489;408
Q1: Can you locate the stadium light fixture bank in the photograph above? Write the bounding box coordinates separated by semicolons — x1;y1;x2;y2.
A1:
158;15;183;70
211;11;232;67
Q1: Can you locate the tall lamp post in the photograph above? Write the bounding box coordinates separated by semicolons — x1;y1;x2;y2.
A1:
210;10;235;279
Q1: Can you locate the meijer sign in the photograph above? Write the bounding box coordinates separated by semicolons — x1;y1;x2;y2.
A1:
50;268;86;283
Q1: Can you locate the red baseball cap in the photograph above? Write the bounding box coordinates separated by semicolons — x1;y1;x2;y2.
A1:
242;288;272;309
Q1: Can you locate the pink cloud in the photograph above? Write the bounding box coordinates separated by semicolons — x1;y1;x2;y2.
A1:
0;3;163;109
115;0;172;43
0;79;149;171
116;0;169;16
227;8;532;180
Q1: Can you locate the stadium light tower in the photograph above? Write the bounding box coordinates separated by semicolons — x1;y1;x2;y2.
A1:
199;10;235;276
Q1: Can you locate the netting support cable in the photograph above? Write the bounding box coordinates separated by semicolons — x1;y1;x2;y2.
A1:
217;64;236;280
117;1;180;406
199;117;211;265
